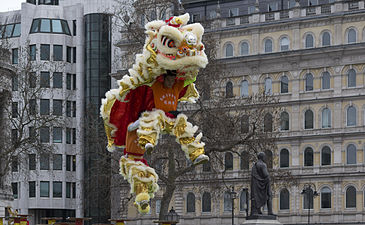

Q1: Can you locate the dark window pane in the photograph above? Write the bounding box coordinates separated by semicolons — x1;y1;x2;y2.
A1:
40;153;50;170
347;144;356;164
241;115;249;133
348;29;356;43
72;155;76;171
225;44;233;57
66;182;71;198
347;106;356;126
72;74;76;90
241;42;249;55
72;101;76;117
53;72;63;88
5;24;14;38
66;155;71;171
30;19;40;33
66;74;72;90
11;129;18;145
29;154;36;170
241;80;248;97
67;47;72;63
29;45;36;61
72;128;76;144
72;182;76;198
53;45;63;61
321;187;331;208
280;112;289;131
29;99;37;114
66;128;71;144
40;19;51;32
304;147;313;166
280;189;289;210
348;69;356;87
52;20;63;33
224;191;232;211
12;23;21;37
321;146;331;166
12;183;18;199
40;44;50;60
53;154;62;170
12;102;18;118
264;113;272;132
53;127;62;143
53;181;62;198
346;186;356;208
73;20;76;36
29;72;37;88
202;192;211;212
73;47;76;63
281;76;288;93
40;99;50;115
240;151;249;170
226;81;233;98
225;152;233;170
40;181;49;197
265;39;272;53
303;188;314;209
305;73;313;91
304;110;313;129
305;34;313;48
40;71;50;87
12;76;18;91
29;181;36;198
265;78;272;95
12;48;18;64
12;156;18;172
61;20;71;35
265;150;273;169
322;32;331;46
187;193;195;212
280;149;289;168
66;101;71;117
40;127;50;143
53;99;62;116
322;72;330;89
240;190;247;211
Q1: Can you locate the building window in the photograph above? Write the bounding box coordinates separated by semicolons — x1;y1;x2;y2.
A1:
29;154;36;170
304;109;314;129
72;74;76;90
52;19;62;33
347;144;357;165
40;99;50;115
53;154;62;170
265;150;273;169
66;73;72;90
72;183;76;198
53;45;63;61
224;191;232;211
225;152;233;170
265;77;272;95
40;44;50;60
202;192;211;212
53;127;62;143
347;106;356;126
264;113;272;132
11;129;18;145
72;155;76;171
12;102;18;118
40;153;50;170
280;37;289;51
264;39;272;53
40;71;50;88
280;149;289;168
346;186;356;208
53;99;62;116
12;183;18;199
347;28;357;44
67;46;72;63
320;187;331;208
304;147;313;166
280;112;289;131
12;156;18;172
280;189;290;210
66;182;71;198
240;151;249;170
30;18;70;34
305;73;313;91
226;81;233;98
303;188;314;209
66;155;71;171
248;6;256;14
73;20;76;36
73;47;76;63
66;128;71;144
321;72;330;89
241;115;249;133
40;127;50;144
240;189;248;211
322;32;331;46
280;75;288;93
225;43;233;57
321;146;331;166
305;34;314;48
29;181;36;198
187;192;195;212
12;76;18;91
322;108;331;128
40;181;49;197
241;80;248;97
347;69;356;87
66;101;71;117
29;99;36;115
72;101;76;117
29;72;37;88
12;48;18;64
53;72;63;88
53;181;62;198
268;2;278;11
202;161;211;172
240;42;249;56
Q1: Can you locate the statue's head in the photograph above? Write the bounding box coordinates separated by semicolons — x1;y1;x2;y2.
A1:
257;152;266;161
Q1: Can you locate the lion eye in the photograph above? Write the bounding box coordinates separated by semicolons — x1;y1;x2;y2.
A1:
161;36;176;48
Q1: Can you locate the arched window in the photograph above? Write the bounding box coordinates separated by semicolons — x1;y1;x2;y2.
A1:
240;151;249;170
241;115;249;133
280;112;289;131
280;149;289;168
348;28;357;43
265;150;273;169
347;144;357;165
202;192;211;212
280;37;290;51
265;77;272;95
241;80;249;97
187;192;196;212
264;113;273;132
225;152;233;170
280;75;289;93
225;43;233;57
226;81;233;98
303;187;314;209
304;109;314;129
280;188;290;210
321;187;331;209
322;71;330;89
322;31;331;46
240;42;249;56
321;146;331;166
264;39;273;53
322;108;331;128
305;73;313;91
346;186;356;208
305;34;314;48
347;106;356;126
348;69;356;87
240;189;248;211
304;147;313;166
224;191;232;211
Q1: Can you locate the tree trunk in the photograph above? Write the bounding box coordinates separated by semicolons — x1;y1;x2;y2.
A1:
159;183;176;220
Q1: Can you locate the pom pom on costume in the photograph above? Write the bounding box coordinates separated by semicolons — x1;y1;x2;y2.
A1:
101;13;209;214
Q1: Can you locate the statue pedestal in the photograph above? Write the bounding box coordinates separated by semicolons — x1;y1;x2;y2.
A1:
242;215;282;225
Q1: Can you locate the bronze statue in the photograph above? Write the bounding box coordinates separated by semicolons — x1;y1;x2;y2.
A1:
250;152;274;216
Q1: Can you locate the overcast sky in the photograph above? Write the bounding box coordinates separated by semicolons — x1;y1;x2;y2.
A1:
0;0;25;12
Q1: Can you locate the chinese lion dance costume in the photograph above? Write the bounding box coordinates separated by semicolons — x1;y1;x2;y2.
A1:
101;13;209;214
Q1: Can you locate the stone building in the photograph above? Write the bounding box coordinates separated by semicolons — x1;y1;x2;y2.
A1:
119;0;365;224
